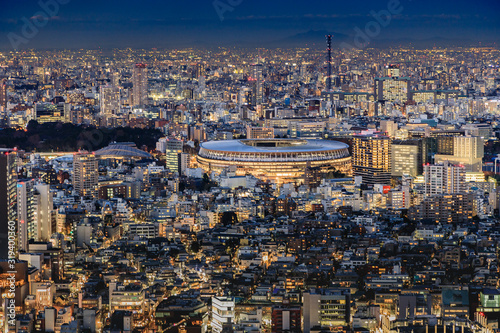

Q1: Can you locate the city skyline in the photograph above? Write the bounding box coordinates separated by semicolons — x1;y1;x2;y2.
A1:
2;2;500;333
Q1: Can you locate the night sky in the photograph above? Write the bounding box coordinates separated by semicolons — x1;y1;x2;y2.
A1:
1;0;499;50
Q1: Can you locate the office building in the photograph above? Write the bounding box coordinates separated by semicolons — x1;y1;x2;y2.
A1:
163;139;183;174
391;140;426;177
73;151;98;198
0;149;17;259
424;162;466;195
251;64;263;106
353;134;391;186
375;77;410;103
211;296;235;333
100;85;120;117
453;136;484;171
34;103;68;123
132;63;148;106
246;126;274;139
434;136;484;172
303;288;351;332
436;136;455;155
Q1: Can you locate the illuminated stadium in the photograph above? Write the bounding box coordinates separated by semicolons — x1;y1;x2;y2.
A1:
197;139;351;183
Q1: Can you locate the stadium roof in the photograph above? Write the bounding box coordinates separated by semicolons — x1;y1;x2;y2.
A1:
200;139;348;154
94;143;152;158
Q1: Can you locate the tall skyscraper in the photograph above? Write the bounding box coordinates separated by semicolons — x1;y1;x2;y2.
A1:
73;151;98;198
100;85;121;117
353;134;391;186
17;181;53;252
0;149;17;259
34;183;54;242
111;72;121;87
165;140;183;174
424;162;466;195
132;63;148;106
17;179;35;252
326;35;333;91
251;64;263;106
0;79;7;111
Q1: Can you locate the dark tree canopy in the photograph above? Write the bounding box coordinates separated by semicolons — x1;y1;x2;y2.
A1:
0;121;163;152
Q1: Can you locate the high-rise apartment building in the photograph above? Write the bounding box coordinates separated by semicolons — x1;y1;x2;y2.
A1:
0;149;17;259
17;179;35;252
73;151;98;198
409;193;474;224
17;181;54;252
189;124;207;142
132;63;148;106
353;134;391;186
424;162;466;195
100;85;120;117
34;183;54;242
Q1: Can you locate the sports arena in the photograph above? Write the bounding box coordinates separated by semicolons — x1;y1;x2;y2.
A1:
197;139;351;183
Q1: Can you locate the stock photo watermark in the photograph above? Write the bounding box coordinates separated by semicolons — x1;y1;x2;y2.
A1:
5;219;17;331
341;0;404;51
7;0;70;50
213;0;243;22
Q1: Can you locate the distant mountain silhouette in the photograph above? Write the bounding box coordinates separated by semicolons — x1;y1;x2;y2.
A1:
273;30;351;47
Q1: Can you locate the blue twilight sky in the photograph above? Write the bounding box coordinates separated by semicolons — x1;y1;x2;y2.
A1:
0;0;499;50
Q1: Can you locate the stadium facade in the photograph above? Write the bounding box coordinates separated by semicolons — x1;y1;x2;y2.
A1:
197;139;351;184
